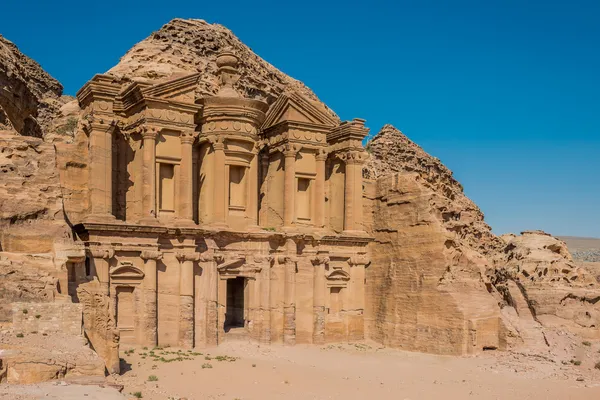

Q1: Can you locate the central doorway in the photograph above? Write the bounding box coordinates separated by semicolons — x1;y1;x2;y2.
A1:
225;277;246;331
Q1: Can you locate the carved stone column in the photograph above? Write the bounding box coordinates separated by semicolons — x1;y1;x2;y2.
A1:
280;255;297;345
342;150;367;233
179;130;197;224
258;152;270;227
260;256;271;344
348;255;369;341
200;252;222;346
312;254;329;344
212;139;227;227
283;147;297;228
141;126;159;222
141;250;162;347
343;153;356;232
88;247;114;296
247;148;259;229
314;150;327;228
176;251;200;348
85;120;117;222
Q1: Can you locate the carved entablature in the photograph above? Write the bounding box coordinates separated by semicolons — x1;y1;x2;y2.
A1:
261;92;336;155
327;118;370;153
76;74;121;116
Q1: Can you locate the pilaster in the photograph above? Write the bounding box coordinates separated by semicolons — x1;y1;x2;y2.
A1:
279;253;297;345
178;130;197;224
283;146;297;228
141;250;162;347
314;150;327;228
140;126;159;223
88;247;114;296
312;254;329;344
176;251;200;348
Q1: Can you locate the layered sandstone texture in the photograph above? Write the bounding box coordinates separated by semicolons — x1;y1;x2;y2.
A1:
364;125;509;354
493;231;600;339
0;35;63;137
107;18;337;120
364;125;600;353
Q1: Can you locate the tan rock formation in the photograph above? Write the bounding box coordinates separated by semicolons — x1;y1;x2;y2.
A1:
0;35;63;137
0;253;60;322
493;231;600;339
364;124;600;352
0;132;70;253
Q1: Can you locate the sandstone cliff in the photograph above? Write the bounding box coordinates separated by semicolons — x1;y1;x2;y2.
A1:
364;124;600;353
0;35;63;137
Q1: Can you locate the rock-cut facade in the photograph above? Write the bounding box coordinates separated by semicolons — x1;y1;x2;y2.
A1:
56;51;371;358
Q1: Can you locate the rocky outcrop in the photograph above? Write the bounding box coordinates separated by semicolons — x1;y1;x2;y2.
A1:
366;172;510;355
365;125;600;352
364;124;503;257
0;132;70;253
107;18;337;120
493;231;600;339
0;35;63;137
0;253;60;322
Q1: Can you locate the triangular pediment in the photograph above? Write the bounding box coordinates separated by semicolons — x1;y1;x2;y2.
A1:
262;92;338;130
141;73;200;104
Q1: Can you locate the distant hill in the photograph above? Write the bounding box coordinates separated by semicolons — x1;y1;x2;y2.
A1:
559;236;600;262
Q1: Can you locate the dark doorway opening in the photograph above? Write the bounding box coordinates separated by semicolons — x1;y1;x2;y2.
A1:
225;277;246;331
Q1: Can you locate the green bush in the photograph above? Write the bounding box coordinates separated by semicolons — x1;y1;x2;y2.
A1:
147;375;158;382
132;392;143;398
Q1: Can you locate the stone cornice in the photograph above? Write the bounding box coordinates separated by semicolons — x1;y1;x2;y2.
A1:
74;223;374;245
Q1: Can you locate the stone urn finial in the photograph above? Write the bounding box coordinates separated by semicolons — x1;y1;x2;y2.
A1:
216;49;241;98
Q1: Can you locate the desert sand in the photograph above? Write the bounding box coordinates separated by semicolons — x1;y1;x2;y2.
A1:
105;339;600;400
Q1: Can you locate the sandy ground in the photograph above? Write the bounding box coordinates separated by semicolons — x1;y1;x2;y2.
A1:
104;339;600;400
0;382;125;399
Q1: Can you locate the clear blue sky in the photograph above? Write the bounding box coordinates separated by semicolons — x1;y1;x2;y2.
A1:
3;0;599;237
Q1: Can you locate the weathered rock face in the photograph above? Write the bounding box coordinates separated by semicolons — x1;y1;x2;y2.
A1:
107;18;337;120
364;125;503;256
492;231;600;339
0;132;70;253
366;173;508;354
0;35;63;137
0;253;60;322
365;125;600;352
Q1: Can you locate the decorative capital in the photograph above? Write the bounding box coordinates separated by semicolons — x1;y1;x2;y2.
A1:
282;143;298;158
88;247;115;260
339;150;368;165
175;251;201;263
349;255;370;266
311;255;330;266
180;130;198;145
141;250;163;261
277;255;298;264
315;149;328;162
141;125;161;139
